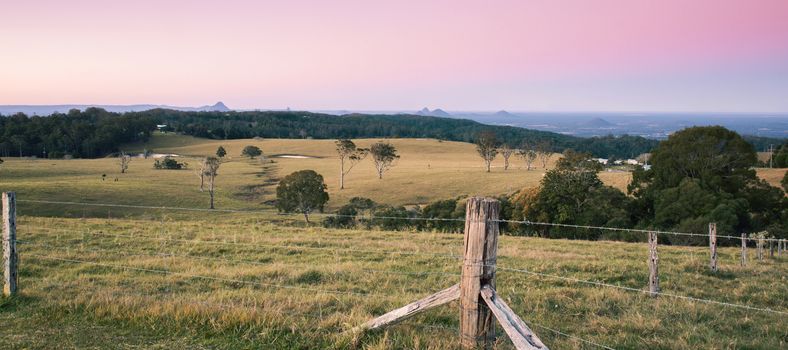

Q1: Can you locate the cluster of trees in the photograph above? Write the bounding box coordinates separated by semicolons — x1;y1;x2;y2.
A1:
334;139;400;189
474;131;553;172
0;108;156;158
513;127;786;244
317;127;786;244
627;127;785;243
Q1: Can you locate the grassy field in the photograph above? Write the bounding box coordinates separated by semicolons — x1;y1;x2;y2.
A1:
2;134;782;217
0;214;785;349
125;133;635;207
1;134;786;349
0;133;634;216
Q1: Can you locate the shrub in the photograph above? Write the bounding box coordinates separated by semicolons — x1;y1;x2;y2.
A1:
153;156;185;170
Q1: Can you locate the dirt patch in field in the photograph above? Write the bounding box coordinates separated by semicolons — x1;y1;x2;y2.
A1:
269;154;321;159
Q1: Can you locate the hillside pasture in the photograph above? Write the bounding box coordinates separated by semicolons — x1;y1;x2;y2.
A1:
1;134;630;216
1;214;786;349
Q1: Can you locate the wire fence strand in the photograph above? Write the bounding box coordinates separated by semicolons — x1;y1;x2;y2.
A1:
495;265;788;316
19;240;463;278
76;230;462;259
19;199;784;242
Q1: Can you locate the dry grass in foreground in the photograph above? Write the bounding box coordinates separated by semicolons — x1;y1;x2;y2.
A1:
1;214;785;349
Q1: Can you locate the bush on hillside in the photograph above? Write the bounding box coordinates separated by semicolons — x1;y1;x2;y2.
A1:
153;156;186;170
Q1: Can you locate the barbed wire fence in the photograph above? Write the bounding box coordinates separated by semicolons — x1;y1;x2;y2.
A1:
4;194;787;349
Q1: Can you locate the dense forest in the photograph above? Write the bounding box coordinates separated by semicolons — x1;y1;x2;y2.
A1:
0;108;156;158
135;109;666;158
2;107;782;160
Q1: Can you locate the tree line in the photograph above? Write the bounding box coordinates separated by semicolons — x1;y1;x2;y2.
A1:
130;109;659;158
0;108;156;158
6;108;786;161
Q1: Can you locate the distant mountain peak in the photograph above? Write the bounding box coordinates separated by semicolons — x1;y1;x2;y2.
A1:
416;107;451;117
210;101;230;111
430;108;451;117
584;117;614;127
493;110;519;118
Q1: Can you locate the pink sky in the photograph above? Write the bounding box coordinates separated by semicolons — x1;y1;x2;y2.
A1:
1;0;787;112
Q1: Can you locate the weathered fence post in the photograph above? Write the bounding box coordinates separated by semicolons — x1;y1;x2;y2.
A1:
709;223;717;272
757;236;764;261
359;196;546;349
3;192;18;297
740;233;747;267
780;239;784;257
647;231;659;297
769;240;775;258
460;197;499;349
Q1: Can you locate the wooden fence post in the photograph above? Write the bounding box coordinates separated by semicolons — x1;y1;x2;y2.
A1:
3;192;18;297
648;231;659;297
757;237;764;261
740;233;747;267
769;240;775;258
460;197;499;349
359;195;546;349
709;223;717;273
780;239;784;257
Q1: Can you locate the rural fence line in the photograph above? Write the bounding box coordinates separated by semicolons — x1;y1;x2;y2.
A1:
20;227;463;259
492;265;788;316
6;194;787;349
498;219;778;242
18;240;464;278
18;198;785;242
22;235;786;317
15;198;788;313
24;235;786;316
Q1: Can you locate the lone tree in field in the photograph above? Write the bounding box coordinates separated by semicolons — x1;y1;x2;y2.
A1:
205;157;221;209
241;145;262;159
216;146;227;158
369;141;399;179
118;151;132;173
536;141;553;168
276;170;329;223
518;142;537;170
499;144;515;170
195;157;208;191
475;131;499;172
336;139;369;189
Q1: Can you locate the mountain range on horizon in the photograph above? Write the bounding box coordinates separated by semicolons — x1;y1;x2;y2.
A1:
0;101;230;116
2;102;786;140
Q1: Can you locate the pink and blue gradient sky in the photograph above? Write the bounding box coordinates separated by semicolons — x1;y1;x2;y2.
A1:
1;0;787;112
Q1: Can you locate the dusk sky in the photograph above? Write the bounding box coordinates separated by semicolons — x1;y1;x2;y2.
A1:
2;0;788;112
